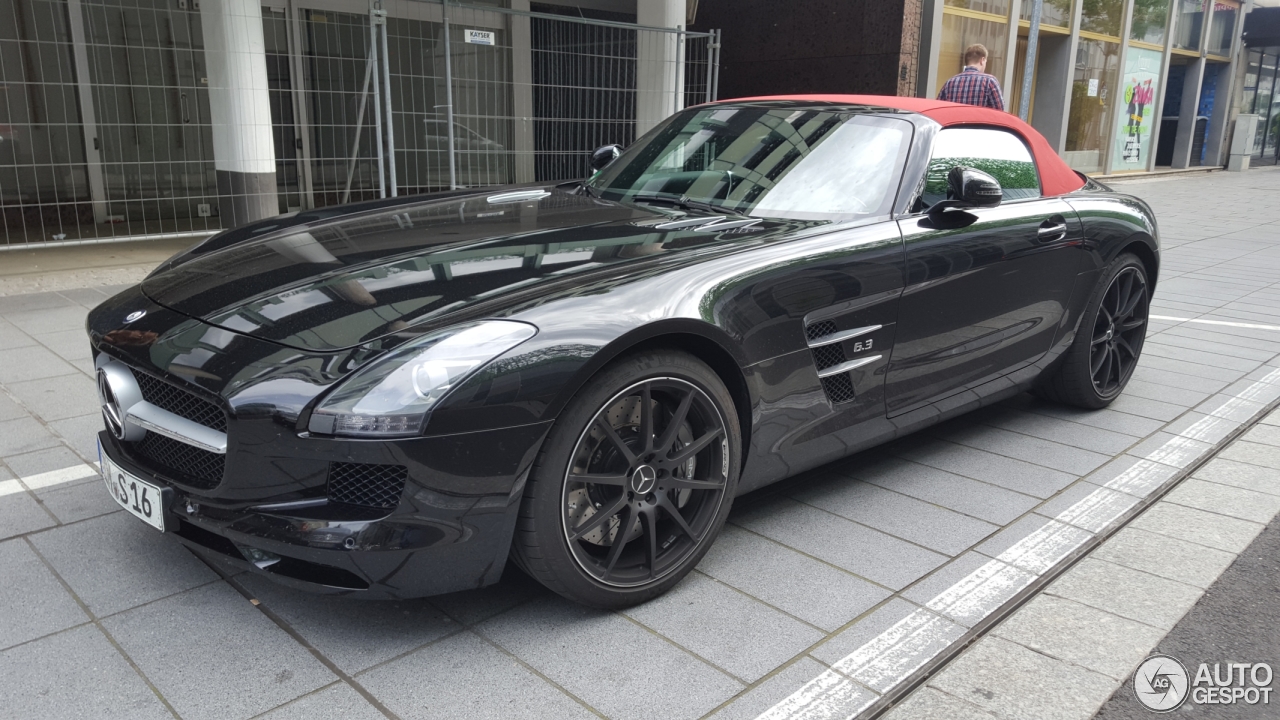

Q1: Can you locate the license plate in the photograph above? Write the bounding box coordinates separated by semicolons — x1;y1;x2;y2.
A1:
101;445;167;532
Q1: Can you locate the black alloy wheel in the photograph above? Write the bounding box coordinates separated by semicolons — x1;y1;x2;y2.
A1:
1090;266;1148;397
512;350;740;608
562;378;729;587
1038;253;1150;409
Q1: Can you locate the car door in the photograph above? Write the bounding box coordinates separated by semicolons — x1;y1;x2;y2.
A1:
884;126;1085;416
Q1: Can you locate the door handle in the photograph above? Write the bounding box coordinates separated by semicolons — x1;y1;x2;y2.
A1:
1037;215;1067;242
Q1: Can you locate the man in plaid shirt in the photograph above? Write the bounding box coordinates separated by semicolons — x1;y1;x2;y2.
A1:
938;44;1005;111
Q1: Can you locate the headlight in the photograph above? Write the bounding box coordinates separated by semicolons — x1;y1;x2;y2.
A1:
308;320;536;438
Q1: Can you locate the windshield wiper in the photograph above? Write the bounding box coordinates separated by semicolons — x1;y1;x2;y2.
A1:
628;193;745;217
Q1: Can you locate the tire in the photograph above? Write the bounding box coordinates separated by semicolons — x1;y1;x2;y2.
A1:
1038;252;1150;409
512;350;741;609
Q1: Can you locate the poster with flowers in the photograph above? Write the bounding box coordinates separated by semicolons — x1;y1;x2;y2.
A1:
1112;46;1163;171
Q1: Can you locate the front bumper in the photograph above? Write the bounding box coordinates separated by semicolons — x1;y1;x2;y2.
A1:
98;419;551;599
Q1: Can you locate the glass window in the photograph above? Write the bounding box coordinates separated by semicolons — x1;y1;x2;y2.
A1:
936;13;1009;101
1081;0;1125;38
921;128;1041;206
588;108;912;221
1008;34;1036;122
1207;0;1238;56
1256;55;1277;156
1065;38;1121;172
1129;0;1172;45
1020;0;1074;29
1243;49;1260;116
1173;0;1206;51
1266;56;1280;159
946;0;1011;16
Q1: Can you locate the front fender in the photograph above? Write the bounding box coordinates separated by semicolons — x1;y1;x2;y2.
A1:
425;317;749;435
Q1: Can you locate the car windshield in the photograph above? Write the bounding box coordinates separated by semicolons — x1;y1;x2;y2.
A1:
586;107;912;221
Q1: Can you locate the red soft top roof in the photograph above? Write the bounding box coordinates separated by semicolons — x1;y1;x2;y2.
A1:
721;94;1085;198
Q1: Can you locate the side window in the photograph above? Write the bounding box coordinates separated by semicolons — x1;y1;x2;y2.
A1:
920;128;1041;207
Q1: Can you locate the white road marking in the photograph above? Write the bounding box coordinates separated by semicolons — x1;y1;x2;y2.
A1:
0;463;100;500
925;560;1036;626
21;464;98;490
1052;488;1139;534
1144;435;1211;468
1103;459;1178;497
756;367;1280;720
757;667;874;720
995;520;1091;574
1150;314;1280;331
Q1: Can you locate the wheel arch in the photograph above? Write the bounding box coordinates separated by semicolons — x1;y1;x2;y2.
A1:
1116;234;1160;292
545;319;755;474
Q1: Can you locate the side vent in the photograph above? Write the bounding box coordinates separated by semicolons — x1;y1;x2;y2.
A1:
820;374;857;404
804;320;883;405
805;320;853;404
328;463;408;510
811;342;848;373
805;320;837;342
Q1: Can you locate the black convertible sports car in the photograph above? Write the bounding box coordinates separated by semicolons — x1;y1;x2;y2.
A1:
89;95;1157;607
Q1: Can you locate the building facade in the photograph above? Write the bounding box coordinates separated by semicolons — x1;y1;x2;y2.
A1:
920;0;1256;175
1;0;1266;248
0;0;716;246
1240;6;1280;163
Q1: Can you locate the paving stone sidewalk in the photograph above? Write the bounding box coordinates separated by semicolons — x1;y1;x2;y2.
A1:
883;410;1280;720
1;167;1280;720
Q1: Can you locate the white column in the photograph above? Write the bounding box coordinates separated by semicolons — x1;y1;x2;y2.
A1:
636;0;685;137
201;0;278;227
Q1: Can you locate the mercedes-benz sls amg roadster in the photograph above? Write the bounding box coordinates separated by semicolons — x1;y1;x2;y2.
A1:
88;95;1158;608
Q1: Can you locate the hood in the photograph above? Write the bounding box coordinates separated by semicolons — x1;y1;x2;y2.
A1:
141;188;806;352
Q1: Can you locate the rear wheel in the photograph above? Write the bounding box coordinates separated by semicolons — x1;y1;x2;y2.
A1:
1039;253;1149;408
512;350;740;608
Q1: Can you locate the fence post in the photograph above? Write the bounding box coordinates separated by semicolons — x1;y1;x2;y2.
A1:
442;0;458;189
369;3;386;198
377;1;397;196
711;29;721;101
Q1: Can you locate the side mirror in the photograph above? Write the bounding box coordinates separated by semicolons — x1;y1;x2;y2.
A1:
590;144;622;172
946;166;1002;208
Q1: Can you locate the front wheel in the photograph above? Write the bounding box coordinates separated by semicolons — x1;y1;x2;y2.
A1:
1039;252;1150;408
512;350;740;608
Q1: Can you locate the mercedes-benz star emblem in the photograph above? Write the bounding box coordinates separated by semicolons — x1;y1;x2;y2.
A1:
96;368;125;439
125;310;147;323
630;465;657;495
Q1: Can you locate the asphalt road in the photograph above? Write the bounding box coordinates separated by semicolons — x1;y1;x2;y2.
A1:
1093;514;1280;719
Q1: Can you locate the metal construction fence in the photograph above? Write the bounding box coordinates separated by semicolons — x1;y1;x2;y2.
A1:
0;0;720;247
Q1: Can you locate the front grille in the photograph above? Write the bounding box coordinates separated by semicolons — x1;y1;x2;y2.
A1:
821;374;857;404
135;372;227;433
134;433;225;489
811;343;846;371
328;462;408;510
806;320;837;341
